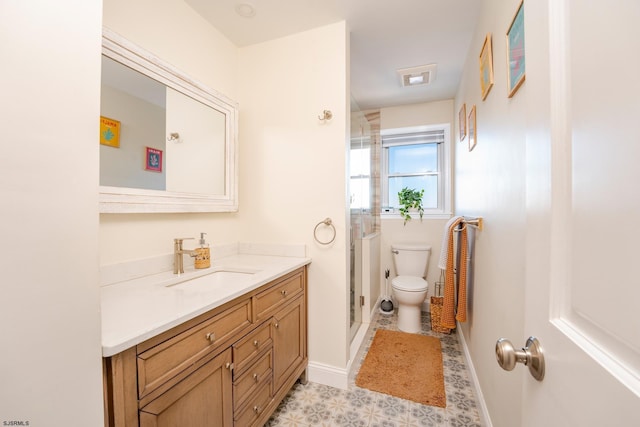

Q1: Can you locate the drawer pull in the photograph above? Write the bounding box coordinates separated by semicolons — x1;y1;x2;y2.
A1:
205;332;215;343
253;405;261;414
274;322;279;329
225;362;234;370
281;289;288;297
253;373;259;382
253;339;259;347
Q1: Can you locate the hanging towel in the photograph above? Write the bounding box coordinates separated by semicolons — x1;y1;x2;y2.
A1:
441;218;468;329
438;216;463;270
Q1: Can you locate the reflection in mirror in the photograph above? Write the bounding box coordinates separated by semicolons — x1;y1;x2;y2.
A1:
101;56;167;190
99;28;238;213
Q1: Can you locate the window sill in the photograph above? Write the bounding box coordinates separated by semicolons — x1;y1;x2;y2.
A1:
380;212;452;220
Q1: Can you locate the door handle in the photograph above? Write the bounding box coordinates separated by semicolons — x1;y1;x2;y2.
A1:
495;336;545;381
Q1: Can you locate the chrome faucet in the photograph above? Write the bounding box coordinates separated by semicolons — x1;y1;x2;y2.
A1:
173;238;197;274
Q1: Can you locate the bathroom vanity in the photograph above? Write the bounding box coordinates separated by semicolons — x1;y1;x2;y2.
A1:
98;27;311;426
101;250;310;427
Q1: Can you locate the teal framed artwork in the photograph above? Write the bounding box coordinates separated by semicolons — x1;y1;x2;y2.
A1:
506;0;525;97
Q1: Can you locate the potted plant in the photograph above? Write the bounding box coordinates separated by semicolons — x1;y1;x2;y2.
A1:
398;187;424;225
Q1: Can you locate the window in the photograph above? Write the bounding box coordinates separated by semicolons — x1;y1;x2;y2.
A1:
381;125;451;217
350;146;371;210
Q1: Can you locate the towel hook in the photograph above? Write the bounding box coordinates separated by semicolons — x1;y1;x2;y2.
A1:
318;110;333;121
167;132;181;142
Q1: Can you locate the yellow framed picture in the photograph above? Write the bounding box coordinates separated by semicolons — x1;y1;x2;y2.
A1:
479;33;494;101
100;116;120;148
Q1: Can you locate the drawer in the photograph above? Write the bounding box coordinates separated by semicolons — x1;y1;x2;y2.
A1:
254;271;304;322
233;349;272;410
137;298;252;399
234;378;272;427
233;321;272;375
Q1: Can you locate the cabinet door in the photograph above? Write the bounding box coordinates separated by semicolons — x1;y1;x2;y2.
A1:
139;349;233;427
272;297;306;393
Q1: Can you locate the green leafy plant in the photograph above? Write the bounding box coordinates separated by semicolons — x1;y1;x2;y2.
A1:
398;187;424;225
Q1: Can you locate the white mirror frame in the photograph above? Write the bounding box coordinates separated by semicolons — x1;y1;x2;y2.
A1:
99;27;239;213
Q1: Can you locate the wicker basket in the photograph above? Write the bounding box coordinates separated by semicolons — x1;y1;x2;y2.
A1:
430;296;452;334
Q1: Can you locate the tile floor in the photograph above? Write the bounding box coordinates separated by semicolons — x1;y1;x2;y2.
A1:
265;309;484;427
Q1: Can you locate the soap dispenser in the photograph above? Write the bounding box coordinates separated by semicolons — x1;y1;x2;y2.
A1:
194;232;211;269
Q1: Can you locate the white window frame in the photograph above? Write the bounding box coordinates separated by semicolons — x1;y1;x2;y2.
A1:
349;144;372;211
380;124;452;219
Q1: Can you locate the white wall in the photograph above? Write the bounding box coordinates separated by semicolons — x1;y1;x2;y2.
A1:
103;0;238;101
0;1;104;425
379;100;454;305
101;0;351;383
380;99;455;130
454;0;527;425
237;21;350;375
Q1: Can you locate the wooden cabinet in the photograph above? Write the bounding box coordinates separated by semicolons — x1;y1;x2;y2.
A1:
103;266;307;427
139;349;233;427
272;296;306;394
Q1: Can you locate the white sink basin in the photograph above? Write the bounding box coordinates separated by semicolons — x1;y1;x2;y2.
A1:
166;267;260;291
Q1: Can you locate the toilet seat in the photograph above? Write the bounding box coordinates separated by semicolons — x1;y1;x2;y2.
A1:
391;276;428;292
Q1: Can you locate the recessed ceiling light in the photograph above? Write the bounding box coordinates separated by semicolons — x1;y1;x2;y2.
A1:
235;3;256;18
397;64;438;87
408;75;424;85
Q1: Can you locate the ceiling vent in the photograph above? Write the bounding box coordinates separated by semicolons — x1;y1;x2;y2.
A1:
397;64;438;87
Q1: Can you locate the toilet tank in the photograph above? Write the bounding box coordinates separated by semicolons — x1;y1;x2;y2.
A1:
391;242;432;278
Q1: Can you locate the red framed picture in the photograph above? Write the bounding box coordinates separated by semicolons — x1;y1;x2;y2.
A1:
145;147;163;172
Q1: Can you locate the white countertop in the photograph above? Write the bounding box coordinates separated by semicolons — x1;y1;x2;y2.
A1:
101;252;310;357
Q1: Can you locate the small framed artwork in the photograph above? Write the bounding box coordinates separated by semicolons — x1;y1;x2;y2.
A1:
468;105;477;152
100;116;120;148
479;33;494;101
145;147;163;172
506;0;525;97
459;104;467;141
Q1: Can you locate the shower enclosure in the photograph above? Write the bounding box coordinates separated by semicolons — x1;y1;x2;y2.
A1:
349;98;377;342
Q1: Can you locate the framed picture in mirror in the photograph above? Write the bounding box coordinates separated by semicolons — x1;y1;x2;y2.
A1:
145;147;163;172
100;116;120;148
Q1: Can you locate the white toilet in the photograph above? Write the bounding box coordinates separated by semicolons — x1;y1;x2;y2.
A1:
390;242;431;333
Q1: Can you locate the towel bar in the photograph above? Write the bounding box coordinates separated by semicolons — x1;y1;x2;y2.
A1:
454;216;483;232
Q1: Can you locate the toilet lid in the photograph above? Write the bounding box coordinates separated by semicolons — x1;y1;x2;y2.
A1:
392;276;428;292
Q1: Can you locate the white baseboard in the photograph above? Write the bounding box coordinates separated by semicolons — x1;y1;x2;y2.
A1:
307;361;349;390
456;324;493;427
307;319;371;392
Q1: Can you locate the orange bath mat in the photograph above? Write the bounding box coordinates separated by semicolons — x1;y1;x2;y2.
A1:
355;329;446;408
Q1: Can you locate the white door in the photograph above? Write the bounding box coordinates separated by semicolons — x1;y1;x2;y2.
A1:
521;1;640;425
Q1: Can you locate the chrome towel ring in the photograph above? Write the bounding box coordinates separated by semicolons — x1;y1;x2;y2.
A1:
313;218;336;245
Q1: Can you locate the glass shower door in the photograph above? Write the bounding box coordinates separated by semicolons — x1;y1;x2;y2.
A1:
349;97;373;341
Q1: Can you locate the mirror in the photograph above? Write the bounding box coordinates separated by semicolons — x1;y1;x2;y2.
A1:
99;28;238;213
